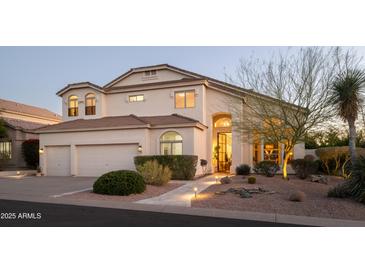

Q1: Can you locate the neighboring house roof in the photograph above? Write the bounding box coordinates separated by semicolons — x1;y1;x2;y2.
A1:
36;114;206;133
2;117;46;132
0;98;62;122
56;82;105;96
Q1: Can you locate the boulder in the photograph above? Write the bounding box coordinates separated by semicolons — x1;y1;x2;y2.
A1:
289;191;306;202
310;175;328;184
220;176;233;184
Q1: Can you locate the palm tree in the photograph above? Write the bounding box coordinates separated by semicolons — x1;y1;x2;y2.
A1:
330;69;365;164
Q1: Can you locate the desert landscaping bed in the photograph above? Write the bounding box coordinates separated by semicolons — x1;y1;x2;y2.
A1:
192;175;365;221
65;181;184;202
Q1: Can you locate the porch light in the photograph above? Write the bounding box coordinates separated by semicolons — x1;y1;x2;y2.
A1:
16;171;20;175
39;148;44;154
137;145;142;153
193;187;198;198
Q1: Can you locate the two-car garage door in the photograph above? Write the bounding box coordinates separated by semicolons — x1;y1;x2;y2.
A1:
77;144;138;177
46;144;138;177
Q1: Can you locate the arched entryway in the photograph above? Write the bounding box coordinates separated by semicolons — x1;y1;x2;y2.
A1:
212;114;232;173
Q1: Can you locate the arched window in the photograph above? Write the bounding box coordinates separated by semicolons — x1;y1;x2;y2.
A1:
85;93;96;115
214;117;231;128
68;95;78;117
160;131;183;155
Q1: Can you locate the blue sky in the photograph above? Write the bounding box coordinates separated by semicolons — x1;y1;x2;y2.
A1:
1;47;364;114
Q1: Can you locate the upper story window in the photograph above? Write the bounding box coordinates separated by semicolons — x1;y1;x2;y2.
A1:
0;141;12;160
144;70;157;77
160;131;183;155
175;90;195;109
85;93;96;115
68;95;79;117
129;95;144;102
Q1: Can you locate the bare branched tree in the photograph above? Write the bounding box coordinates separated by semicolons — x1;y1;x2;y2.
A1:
228;47;340;179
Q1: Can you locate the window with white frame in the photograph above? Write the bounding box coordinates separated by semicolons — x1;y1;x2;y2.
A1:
160;131;183;155
144;70;157;77
0;141;12;160
174;90;195;108
129;95;144;102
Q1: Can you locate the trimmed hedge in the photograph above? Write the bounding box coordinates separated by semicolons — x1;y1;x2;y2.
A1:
134;155;198;180
236;164;251;175
93;170;146;196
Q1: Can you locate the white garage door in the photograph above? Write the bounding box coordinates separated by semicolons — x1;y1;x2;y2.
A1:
77;144;138;177
46;146;71;176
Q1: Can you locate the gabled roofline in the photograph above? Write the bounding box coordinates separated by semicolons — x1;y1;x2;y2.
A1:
56;82;105;97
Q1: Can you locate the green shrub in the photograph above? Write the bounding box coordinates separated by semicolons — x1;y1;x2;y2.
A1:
328;156;365;203
316;146;365;176
93;170;146;196
134;155;198;180
236;164;251;175
248;176;256;184
290;158;319;179
22;139;39;168
136;160;172;186
253;161;280;177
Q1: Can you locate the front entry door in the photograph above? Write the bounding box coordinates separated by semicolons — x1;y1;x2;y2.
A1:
217;133;228;172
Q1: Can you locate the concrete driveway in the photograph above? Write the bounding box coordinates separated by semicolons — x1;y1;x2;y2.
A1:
0;176;96;201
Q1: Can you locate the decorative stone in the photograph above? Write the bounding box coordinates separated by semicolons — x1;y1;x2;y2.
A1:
310;175;328;184
239;190;252;198
289;191;306;202
220;176;233;184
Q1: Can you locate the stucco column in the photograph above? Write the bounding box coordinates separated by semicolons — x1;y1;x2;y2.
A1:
231;129;243;174
70;144;77;176
40;146;46;175
260;138;264;161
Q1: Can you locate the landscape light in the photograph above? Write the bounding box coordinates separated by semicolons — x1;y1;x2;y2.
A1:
194;187;198;198
215;176;219;184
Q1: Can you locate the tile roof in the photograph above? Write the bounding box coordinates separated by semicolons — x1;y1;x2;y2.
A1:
36;114;203;132
0;98;61;121
2;117;46;131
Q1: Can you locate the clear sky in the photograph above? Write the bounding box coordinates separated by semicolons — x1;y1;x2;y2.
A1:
1;47;364;114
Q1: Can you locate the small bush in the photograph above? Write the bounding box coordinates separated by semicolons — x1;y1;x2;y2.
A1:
248;176;256;184
220;176;232;184
253;161;280;177
136;160;171;186
236;164;251;175
289;191;306;202
22;139;39;168
328;184;349;198
304;154;315;162
290;158;319;179
93;170;146;196
134;155;198;180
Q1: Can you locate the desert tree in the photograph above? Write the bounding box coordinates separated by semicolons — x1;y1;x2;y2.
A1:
228;47;339;179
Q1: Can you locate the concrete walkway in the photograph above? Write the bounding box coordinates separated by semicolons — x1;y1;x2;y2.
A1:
137;175;218;207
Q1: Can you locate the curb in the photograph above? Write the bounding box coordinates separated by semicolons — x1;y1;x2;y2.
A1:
1;195;364;227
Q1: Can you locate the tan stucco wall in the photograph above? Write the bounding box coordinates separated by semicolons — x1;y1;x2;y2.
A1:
105;84;205;122
61;88;106;121
112;69;187;87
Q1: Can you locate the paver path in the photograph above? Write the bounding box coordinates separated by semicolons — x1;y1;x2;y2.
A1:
137;175;218;207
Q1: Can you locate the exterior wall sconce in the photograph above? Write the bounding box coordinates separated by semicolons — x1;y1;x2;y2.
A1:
137;145;142;153
39;148;44;154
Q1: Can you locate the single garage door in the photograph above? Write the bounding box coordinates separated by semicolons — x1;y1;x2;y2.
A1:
46;146;71;176
77;144;138;177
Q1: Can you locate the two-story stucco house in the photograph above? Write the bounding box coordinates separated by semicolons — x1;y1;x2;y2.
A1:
0;98;61;169
37;64;305;177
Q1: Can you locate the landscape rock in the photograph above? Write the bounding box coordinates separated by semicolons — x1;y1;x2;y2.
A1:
220;176;233;184
289;191;306;202
310;175;328;184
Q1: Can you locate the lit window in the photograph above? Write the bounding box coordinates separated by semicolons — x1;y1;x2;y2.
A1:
160;131;183;155
85;93;96;115
129;95;144;102
175;91;195;108
214;117;231;128
68;95;78;117
0;141;12;160
264;142;280;164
